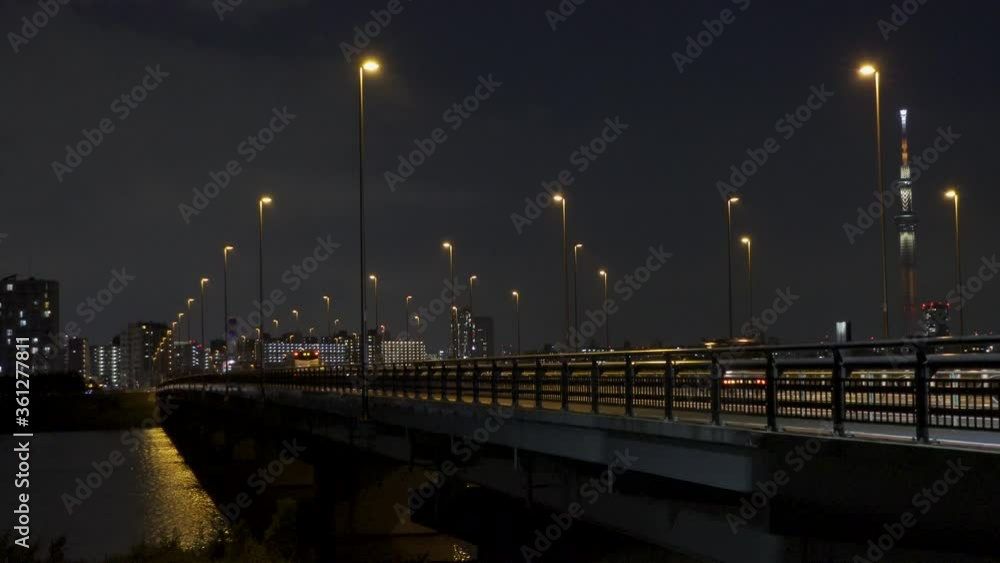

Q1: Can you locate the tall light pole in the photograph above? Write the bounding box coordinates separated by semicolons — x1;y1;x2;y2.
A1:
177;313;184;342
273;319;279;334
404;295;413;340
573;243;583;350
258;195;273;375
859;63;890;339
511;290;520;355
468;275;478;356
186;298;194;342
323;295;332;338
412;314;421;335
292;309;300;338
223;246;234;349
358;59;380;413
369;275;379;335
726;196;740;339
599;270;609;350
200;278;210;348
553;194;570;346
442;242;456;358
946;189;964;336
741;237;753;327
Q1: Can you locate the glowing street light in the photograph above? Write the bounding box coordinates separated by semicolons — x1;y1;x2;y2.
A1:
200;277;210;347
726;196;740;339
740;237;753;324
599;270;610;349
511;290;520;355
859;62;889;338
358;59;381;414
258;195;273;375
186;298;195;342
553;195;569;346
223;245;235;350
323;295;332;338
442;242;457;357
945;189;964;335
572;243;583;351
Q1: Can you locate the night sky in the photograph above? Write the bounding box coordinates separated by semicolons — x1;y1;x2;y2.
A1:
2;0;998;352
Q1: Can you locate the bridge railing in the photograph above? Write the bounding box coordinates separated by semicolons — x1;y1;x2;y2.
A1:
158;336;1000;443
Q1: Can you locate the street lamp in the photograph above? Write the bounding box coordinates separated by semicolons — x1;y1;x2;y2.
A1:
726;196;740;339
404;295;413;340
467;275;478;355
573;243;583;351
740;237;753;326
369;275;379;335
200;277;210;347
323;295;332;338
273;319;279;334
442;242;456;358
258;195;273;375
859;63;890;339
599;270;610;350
292;309;300;337
412;314;421;334
511;290;520;355
186;298;194;342
358;59;380;414
223;245;234;349
945;189;964;335
553;194;569;346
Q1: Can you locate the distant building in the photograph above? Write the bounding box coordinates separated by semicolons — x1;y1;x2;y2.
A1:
89;343;122;388
65;337;88;375
471;316;494;358
119;322;169;388
382;340;427;365
920;301;950;338
0;275;60;376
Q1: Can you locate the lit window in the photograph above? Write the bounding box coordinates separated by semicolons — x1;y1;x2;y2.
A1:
4;284;11;291
43;310;51;318
19;320;26;327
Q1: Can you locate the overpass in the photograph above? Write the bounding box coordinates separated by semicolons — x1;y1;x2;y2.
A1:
158;336;1000;562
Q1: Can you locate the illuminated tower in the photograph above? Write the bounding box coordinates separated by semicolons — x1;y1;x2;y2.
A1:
894;109;919;336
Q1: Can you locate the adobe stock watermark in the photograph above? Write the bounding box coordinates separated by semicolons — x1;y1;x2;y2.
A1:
340;0;415;62
215;439;307;523
61;397;179;514
716;84;833;200
878;0;930;41
384;74;502;193
411;278;468;334
728;431;828;533
852;458;970;562
178;107;296;224
672;0;751;73
0;233;7;245
520;449;638;562
554;245;672;352
393;406;513;523
544;0;588;31
229;236;340;339
50;65;170;183
842;126;960;244
7;0;71;54
719;287;800;367
945;255;1000;311
39;268;138;372
511;116;629;234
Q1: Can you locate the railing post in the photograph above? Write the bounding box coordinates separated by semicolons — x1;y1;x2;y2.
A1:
914;345;931;444
511;359;520;407
560;359;570;411
590;358;600;414
441;362;448;401
472;361;480;404
663;354;674;421
426;362;433;400
831;349;846;437
710;354;722;425
534;359;543;408
456;361;464;403
491;360;500;406
765;352;778;432
624;355;635;417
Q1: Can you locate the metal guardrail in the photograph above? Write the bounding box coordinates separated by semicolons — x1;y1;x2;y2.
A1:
158;336;1000;444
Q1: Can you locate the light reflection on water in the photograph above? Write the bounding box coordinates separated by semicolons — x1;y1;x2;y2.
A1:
1;429;222;560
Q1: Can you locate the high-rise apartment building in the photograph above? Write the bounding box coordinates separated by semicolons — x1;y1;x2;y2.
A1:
0;275;60;376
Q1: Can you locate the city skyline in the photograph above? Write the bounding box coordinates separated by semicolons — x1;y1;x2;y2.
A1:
2;2;999;352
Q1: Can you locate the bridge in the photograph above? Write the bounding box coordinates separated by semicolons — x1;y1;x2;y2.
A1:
158;336;1000;562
